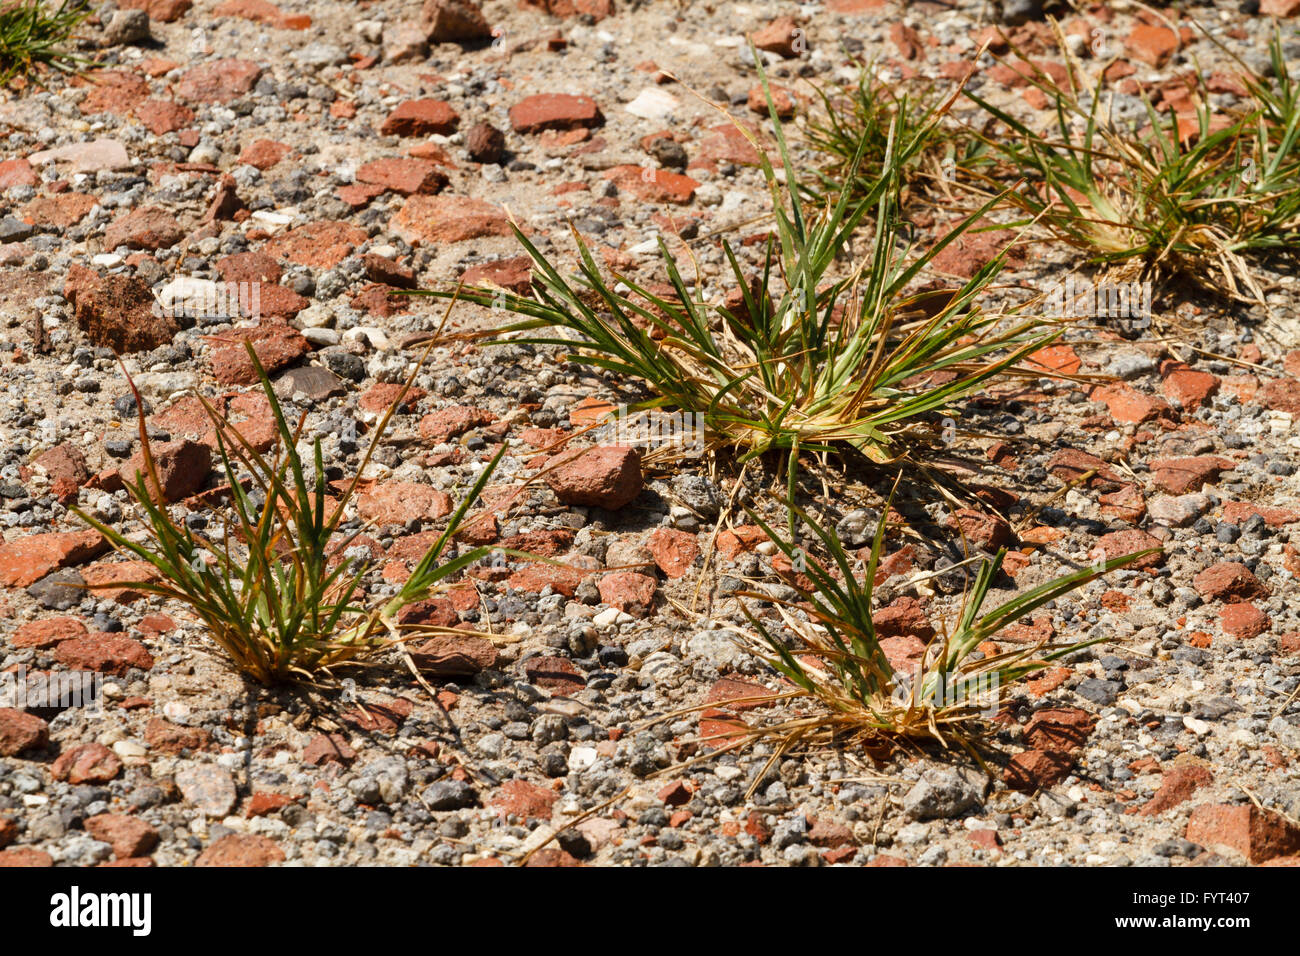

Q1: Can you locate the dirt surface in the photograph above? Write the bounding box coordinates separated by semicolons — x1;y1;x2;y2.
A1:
1;0;1300;868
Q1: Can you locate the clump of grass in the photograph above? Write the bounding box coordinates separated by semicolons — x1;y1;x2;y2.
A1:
964;25;1300;302
803;61;977;205
75;344;504;686
707;494;1155;773
432;64;1051;471
0;0;87;83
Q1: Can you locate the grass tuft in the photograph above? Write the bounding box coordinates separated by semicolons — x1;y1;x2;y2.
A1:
428;56;1052;472
696;491;1157;777
803;60;977;207
0;0;87;83
75;342;504;686
963;24;1300;302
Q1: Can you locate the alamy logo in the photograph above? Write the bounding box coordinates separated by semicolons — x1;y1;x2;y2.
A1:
49;887;151;936
151;279;262;321
1044;275;1152;325
890;668;1000;717
0;667;102;716
592;406;706;457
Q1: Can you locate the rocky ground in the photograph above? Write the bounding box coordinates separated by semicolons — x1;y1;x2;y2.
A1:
1;0;1300;868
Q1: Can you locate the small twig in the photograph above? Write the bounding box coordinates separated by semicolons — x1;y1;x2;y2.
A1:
870;792;890;847
1272;681;1300;720
515;785;633;867
28;312;47;355
691;461;750;613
